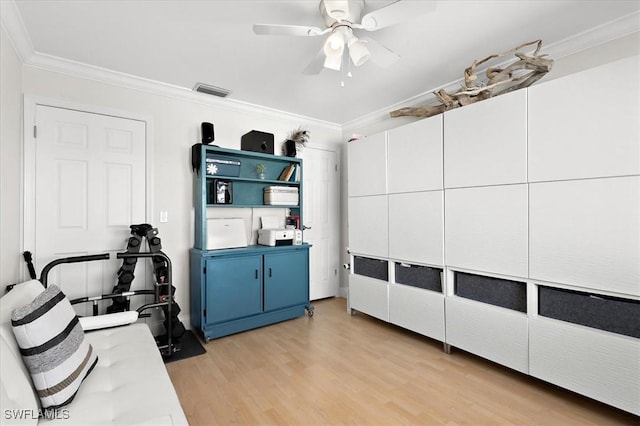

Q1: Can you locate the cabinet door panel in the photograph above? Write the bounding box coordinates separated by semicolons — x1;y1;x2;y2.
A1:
264;250;308;311
388;116;443;193
445;185;528;277
446;297;529;373
389;191;443;265
348;133;386;196
349;274;389;321
348;195;388;258
529;177;640;295
530;318;640;415
528;56;640;182
444;90;527;188
389;284;444;341
205;256;262;325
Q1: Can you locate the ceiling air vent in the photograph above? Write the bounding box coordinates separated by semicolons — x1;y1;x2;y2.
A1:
193;83;230;98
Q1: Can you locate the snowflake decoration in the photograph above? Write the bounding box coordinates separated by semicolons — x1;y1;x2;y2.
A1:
207;163;218;175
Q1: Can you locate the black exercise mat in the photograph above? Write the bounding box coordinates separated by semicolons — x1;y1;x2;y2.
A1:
158;330;206;363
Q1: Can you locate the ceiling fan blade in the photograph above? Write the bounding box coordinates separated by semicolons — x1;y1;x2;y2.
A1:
253;24;326;37
360;37;400;68
360;0;437;31
302;46;327;75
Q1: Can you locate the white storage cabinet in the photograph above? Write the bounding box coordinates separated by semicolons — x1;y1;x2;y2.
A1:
443;89;527;188
528;56;640;182
348;195;388;258
445;184;528;278
387;115;443;193
529;176;640;296
349;256;390;322
347;132;387;197
389;282;445;341
530;313;639;415
388;191;443;265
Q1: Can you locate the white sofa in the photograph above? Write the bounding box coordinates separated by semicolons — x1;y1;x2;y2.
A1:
1;280;188;425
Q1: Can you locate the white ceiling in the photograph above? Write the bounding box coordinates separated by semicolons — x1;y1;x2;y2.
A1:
11;0;640;124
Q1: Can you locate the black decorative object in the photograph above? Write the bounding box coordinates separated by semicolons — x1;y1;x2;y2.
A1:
241;130;274;154
284;139;297;157
283;127;310;157
191;144;202;174
201;122;215;144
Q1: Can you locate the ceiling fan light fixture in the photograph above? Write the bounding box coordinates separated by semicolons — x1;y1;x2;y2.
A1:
323;29;345;70
323;50;343;71
324;29;345;54
348;38;370;67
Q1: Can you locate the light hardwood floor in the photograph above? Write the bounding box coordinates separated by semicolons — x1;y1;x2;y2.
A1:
167;297;638;425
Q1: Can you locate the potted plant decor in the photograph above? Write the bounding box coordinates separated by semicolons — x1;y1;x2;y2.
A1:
256;163;266;179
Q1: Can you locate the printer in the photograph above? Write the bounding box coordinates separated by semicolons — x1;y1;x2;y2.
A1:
257;215;302;246
258;228;295;246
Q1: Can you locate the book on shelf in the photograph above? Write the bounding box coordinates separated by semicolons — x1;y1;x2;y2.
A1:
277;165;290;180
290;164;299;182
278;164;295;181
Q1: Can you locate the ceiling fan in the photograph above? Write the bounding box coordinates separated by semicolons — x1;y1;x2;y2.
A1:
253;0;436;75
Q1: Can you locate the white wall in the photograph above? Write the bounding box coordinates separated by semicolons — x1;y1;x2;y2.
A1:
0;24;23;286
3;63;342;321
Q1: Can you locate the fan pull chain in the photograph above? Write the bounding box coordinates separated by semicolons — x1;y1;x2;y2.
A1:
341;52;354;88
340;50;346;87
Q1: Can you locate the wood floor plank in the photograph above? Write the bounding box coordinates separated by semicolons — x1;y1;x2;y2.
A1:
167;297;639;425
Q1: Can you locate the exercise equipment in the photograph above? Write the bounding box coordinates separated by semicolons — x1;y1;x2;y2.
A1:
17;224;185;358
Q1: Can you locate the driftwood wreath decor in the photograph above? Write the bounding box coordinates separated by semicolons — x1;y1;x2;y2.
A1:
390;40;553;118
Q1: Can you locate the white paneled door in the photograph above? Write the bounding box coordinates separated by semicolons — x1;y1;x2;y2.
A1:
31;105;147;313
300;145;339;300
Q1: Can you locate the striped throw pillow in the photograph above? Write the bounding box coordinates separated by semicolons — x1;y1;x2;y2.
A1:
11;285;98;409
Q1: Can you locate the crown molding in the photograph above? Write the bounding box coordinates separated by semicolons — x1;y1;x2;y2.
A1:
25;53;340;131
342;11;640;136
23;51;340;131
543;10;639;58
0;1;340;132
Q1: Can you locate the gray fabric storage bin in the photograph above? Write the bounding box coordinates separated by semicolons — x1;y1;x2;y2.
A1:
539;286;640;338
455;272;527;312
395;263;442;293
353;256;388;281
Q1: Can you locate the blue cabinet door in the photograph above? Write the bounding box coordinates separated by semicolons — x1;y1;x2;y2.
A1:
205;255;262;325
264;250;308;311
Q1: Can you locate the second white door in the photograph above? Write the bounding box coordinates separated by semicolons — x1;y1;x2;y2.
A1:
300;145;339;300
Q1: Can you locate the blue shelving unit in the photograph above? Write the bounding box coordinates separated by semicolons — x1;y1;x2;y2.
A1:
193;145;303;250
190;145;311;341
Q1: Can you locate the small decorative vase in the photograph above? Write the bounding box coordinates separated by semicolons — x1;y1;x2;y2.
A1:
284;140;297;157
258;172;265;180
